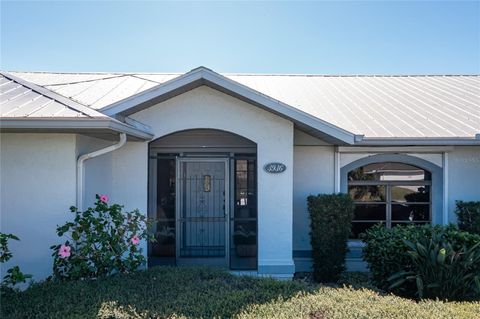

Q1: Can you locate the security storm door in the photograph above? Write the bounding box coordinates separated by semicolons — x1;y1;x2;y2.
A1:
176;158;229;266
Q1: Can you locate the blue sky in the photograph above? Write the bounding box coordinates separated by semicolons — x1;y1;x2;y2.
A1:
1;1;479;74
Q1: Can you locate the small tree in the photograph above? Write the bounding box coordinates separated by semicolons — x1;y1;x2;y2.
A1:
307;193;355;282
52;194;155;281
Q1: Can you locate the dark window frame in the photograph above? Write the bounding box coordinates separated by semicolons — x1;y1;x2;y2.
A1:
348;163;432;238
230;154;258;270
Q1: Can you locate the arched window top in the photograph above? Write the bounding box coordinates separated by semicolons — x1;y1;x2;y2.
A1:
348;162;431;182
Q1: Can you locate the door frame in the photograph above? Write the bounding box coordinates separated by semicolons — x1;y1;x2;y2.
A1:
175;157;230;266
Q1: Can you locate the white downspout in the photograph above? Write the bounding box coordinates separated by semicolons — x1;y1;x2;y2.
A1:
334;146;340;193
76;133;127;210
442;151;449;225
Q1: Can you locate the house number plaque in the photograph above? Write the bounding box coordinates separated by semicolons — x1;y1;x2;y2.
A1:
263;162;287;173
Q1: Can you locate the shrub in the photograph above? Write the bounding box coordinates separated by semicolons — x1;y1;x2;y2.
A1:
307;193;355;282
362;224;480;300
388;231;480;300
2;267;480;319
455;200;480;234
337;271;378;290
361;224;422;290
0;232;32;288
51;195;154;281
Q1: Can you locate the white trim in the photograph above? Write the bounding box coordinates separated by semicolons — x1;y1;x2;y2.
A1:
338;146;455;153
355;138;480;146
0;118;153;140
443;152;449;225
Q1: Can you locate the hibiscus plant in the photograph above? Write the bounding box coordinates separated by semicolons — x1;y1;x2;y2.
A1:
51;194;155;281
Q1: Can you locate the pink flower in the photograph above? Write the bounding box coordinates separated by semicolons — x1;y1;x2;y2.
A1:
131;235;140;245
59;244;71;259
99;194;109;203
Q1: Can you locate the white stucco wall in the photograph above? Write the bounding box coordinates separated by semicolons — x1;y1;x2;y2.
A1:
76;135;114;209
130;86;295;275
448;146;480;221
293;146;335;251
0;133;77;281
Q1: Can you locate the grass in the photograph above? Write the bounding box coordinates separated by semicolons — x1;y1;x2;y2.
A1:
1;266;479;319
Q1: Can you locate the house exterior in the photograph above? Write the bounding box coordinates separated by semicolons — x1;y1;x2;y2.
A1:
1;67;479;281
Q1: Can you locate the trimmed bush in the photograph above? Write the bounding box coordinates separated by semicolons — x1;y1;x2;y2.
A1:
307;193;354;282
362;224;480;300
51;195;154;281
456;200;480;234
2;267;480;319
361;224;422;291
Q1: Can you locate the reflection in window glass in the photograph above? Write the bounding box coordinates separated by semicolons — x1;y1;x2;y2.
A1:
231;157;257;270
348;162;431;239
391;204;430;221
353;204;386;220
391;185;430;203
348;162;431;182
151;158;176;259
348;185;386;202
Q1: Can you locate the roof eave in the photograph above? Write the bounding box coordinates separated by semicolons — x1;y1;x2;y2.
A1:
0;118;154;141
0;72;104;118
100;67;356;145
354;137;480;146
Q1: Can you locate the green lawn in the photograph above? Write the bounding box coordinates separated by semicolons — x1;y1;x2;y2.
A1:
1;267;479;319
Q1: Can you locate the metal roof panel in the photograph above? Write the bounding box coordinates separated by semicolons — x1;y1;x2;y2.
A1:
8;71;480;138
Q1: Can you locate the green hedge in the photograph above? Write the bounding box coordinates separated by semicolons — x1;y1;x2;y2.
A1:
455;200;480;234
361;224;480;300
3;266;479;319
307;193;354;282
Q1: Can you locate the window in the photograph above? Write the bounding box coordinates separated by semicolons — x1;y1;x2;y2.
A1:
230;156;257;270
150;156;177;261
348;162;431;238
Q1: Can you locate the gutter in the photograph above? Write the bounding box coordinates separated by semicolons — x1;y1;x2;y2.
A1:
0;118;154;141
353;136;480;146
76;133;127;210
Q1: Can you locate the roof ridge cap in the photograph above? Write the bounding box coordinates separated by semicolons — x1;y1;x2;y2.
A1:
5;70;480;77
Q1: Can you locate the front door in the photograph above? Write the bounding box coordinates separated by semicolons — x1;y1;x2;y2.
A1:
176;158;229;266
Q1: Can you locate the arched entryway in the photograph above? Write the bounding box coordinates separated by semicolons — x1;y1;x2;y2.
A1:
148;129;258;270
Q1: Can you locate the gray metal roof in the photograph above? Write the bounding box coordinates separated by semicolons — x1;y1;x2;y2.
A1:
7;70;480;139
0;72;153;140
0;72;108;118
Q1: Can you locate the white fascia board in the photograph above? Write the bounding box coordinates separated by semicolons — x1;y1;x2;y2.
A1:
355;138;480;146
338;146;456;153
101;67;356;144
0;118;153;140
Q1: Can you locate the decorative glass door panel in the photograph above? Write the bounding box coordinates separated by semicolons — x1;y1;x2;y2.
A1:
176;158;229;266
